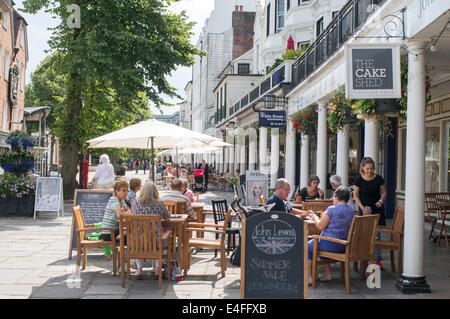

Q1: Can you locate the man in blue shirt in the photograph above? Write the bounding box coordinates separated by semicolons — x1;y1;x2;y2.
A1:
267;178;303;214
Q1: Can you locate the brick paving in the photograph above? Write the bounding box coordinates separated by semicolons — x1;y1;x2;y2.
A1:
0;169;449;299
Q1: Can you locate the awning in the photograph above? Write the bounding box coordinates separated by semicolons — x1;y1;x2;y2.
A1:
23;106;51;122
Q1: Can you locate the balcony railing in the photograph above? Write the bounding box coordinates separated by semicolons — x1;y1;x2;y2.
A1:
227;61;292;119
290;0;387;89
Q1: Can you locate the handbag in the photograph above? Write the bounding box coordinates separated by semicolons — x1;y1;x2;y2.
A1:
230;244;241;267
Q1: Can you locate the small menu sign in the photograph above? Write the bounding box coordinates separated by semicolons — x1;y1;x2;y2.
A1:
345;43;401;99
241;212;307;299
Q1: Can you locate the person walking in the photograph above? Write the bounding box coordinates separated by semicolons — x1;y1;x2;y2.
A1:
353;156;387;269
91;154;115;189
135;159;140;174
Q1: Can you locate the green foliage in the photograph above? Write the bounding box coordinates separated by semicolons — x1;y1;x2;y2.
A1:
327;86;355;134
265;58;283;75
281;49;303;61
0;173;35;199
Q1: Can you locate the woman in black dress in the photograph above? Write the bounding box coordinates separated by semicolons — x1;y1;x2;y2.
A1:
353;157;387;268
298;175;325;202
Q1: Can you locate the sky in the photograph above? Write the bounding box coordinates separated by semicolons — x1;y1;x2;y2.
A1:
14;0;215;115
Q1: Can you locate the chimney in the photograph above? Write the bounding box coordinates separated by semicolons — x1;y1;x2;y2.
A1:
235;5;239;12
240;6;243;11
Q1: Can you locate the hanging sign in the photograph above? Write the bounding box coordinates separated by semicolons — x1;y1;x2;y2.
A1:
258;110;285;127
345;43;401;99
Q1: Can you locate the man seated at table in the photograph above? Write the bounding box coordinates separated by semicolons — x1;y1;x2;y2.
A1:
161;178;195;220
267;178;305;216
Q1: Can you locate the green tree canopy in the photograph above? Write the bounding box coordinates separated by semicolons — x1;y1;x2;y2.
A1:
22;0;202;198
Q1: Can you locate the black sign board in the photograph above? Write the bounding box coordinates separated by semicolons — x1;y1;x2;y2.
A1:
258;110;285;128
68;189;113;259
345;44;401;99
241;211;307;299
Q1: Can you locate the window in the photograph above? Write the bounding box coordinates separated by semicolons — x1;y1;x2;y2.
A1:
316;17;324;38
276;0;285;32
4;50;9;81
237;63;250;75
2;11;9;30
298;0;310;5
20;27;25;48
297;41;310;52
266;3;271;37
20;63;24;92
2;101;7;131
287;0;290;11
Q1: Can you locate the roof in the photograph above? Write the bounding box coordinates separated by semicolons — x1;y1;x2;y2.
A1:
23;106;51;122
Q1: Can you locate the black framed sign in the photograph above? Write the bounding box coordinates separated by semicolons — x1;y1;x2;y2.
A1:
345;43;401;99
258;110;285;127
240;212;308;299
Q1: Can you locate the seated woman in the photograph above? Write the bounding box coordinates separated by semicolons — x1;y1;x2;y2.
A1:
298;175;324;202
180;178;194;203
101;181;131;242
307;186;354;284
124;178;142;209
131;181;171;278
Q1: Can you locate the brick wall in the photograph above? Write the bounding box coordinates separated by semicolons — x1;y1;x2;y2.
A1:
232;10;256;60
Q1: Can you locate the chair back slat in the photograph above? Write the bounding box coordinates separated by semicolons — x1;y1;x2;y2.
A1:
212;199;229;225
72;206;87;240
425;193;439;210
164;201;186;215
391;208;405;244
347;215;379;261
302;200;333;213
121;215;161;259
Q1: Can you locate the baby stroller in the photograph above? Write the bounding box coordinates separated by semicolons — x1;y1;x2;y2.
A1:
193;169;206;193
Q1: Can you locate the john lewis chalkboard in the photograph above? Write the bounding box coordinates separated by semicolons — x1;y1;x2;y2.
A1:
68;189;113;259
240;211;307;299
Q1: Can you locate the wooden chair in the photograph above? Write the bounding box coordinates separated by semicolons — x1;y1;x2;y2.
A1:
425;193;439;240
208;174;218;190
72;206;117;274
187;175;195;189
212;199;240;256
185;208;232;277
164;200;187;215
437;204;450;248
374;208;405;277
259;195;266;205
118;214;173;288
302;200;334;213
311;214;379;294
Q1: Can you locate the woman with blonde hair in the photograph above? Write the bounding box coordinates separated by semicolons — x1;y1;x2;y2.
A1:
131;181;170;278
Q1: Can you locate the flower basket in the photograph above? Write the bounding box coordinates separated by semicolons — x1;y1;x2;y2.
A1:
327;86;358;133
6;131;35;150
342;106;358;124
291;108;318;136
0;174;36;217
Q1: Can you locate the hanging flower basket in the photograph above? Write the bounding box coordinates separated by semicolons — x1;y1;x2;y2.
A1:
327;86;358;133
291;108;318;136
6;131;35;150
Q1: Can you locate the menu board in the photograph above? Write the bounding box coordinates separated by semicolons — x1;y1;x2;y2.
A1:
34;177;64;219
68;189;113;259
241;212;307;299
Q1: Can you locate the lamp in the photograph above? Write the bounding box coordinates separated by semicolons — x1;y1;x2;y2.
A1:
227;121;235;129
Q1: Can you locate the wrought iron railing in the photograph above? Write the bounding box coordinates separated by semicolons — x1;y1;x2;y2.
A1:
290;0;387;89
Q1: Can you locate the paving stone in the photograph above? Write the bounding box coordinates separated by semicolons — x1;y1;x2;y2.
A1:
0;284;34;296
30;284;84;299
84;285;129;295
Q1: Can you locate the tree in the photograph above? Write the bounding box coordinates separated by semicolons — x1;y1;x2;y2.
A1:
22;0;201;198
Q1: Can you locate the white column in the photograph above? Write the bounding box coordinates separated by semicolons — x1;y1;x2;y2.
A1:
401;40;429;290
300;134;310;188
285;118;296;187
259;127;268;173
317;102;328;192
336;125;350;186
270;128;280;188
224;147;228;173
240;142;246;175
248;128;257;171
229;145;234;174
235;141;240;174
364;120;379;172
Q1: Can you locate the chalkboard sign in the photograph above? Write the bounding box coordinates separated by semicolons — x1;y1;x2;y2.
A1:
68;189;113;259
34;177;64;219
241;211;307;299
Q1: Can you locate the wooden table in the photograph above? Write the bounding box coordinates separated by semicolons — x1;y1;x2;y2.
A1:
291;202;303;210
162;214;189;271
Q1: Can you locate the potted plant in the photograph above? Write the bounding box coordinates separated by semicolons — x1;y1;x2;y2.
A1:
327;86;358;134
291;107;318;136
6;131;35;152
0;149;35;175
0;173;36;217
